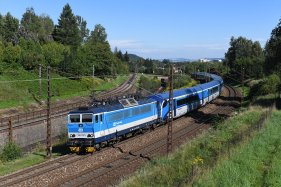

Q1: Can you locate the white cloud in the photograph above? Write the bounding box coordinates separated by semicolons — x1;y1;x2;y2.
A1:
185;44;228;47
108;40;142;48
108;40;228;58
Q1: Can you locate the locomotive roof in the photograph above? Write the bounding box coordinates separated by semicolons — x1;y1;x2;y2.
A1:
69;97;156;114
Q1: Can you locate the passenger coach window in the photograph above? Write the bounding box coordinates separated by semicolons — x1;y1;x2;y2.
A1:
82;114;93;123
95;115;98;123
100;114;103;122
70;115;80;123
213;87;218;93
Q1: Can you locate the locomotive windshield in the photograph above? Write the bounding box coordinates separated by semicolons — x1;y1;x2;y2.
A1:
82;114;93;123
69;115;80;123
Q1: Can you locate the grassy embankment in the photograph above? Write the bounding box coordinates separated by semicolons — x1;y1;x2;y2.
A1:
194;102;281;186
0;69;128;110
117;79;279;186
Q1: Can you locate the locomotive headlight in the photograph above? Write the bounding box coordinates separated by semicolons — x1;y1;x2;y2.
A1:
79;124;83;127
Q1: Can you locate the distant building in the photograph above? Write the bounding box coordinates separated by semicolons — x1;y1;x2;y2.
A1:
198;58;211;62
213;59;222;62
174;67;182;73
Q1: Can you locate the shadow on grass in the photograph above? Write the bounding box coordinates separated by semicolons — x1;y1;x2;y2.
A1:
33;143;70;158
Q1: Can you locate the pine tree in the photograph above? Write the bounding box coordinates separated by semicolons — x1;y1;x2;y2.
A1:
86;24;108;45
0;14;4;42
76;15;89;45
124;51;130;62
53;3;80;49
3;12;19;43
21;7;43;37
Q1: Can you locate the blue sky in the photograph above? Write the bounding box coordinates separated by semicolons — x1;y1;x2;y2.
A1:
1;0;281;59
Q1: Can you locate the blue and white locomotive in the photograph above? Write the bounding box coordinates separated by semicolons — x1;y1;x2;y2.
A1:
67;72;224;153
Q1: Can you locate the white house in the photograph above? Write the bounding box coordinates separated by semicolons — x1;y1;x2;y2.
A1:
198;58;211;62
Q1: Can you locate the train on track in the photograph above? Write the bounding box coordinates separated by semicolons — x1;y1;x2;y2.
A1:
67;72;224;153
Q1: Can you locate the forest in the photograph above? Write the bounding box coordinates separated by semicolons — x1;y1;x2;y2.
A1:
0;4;130;76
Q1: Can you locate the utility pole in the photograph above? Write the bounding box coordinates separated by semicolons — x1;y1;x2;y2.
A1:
167;65;174;155
242;68;244;108
209;66;211;82
46;66;52;159
39;64;42;104
178;68;180;88
111;64;113;77
93;65;95;91
249;66;251;90
205;65;207;83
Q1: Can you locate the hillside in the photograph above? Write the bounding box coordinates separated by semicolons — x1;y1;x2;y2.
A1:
128;54;142;61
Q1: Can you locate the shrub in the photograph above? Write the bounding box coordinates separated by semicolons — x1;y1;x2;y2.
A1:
33;142;45;153
0;141;23;162
249;74;281;99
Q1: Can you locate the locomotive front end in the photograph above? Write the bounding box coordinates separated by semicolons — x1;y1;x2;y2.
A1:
67;112;96;153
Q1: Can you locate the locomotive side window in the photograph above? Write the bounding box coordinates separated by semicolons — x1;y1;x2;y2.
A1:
132;108;140;116
109;112;124;122
141;105;151;114
82;114;93;123
115;112;123;120
69;115;80;123
95;115;98;123
124;110;130;118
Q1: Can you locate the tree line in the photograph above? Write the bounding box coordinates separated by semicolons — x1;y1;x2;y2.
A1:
224;18;281;79
0;3;129;76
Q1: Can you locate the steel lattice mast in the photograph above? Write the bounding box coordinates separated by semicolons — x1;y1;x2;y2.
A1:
167;65;174;154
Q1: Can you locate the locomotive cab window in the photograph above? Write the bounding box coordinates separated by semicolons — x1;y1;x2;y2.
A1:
82;114;93;123
69;115;80;123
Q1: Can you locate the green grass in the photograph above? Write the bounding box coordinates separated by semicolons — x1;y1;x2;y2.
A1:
118;96;273;187
193;108;281;187
0;69;128;110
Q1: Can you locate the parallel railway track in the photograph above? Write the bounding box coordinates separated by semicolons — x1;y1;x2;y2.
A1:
0;74;137;129
0;84;239;187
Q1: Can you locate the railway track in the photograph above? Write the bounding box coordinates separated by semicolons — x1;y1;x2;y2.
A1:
0;74;137;130
0;84;238;187
51;84;238;187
